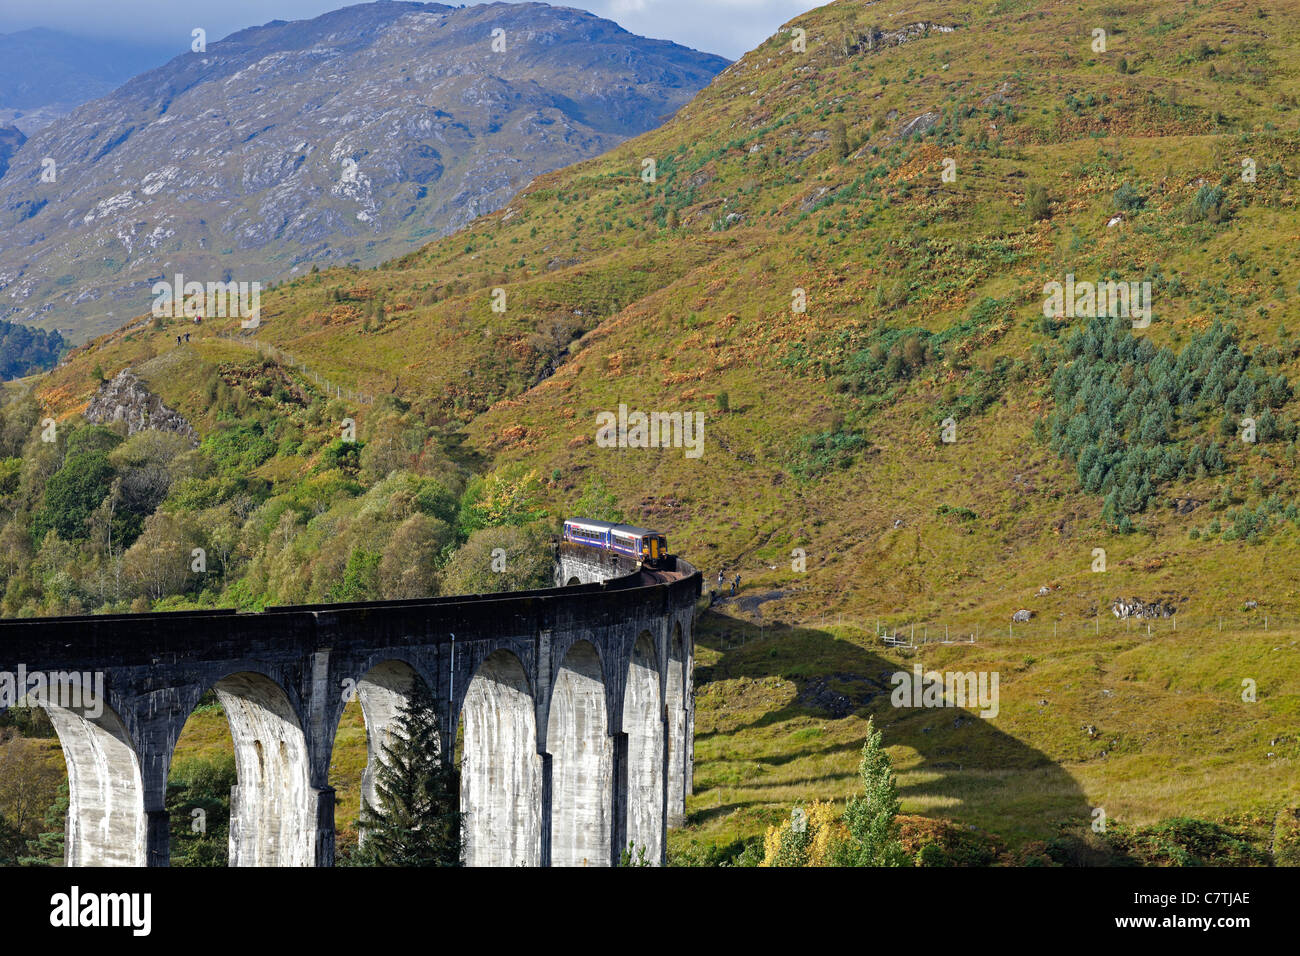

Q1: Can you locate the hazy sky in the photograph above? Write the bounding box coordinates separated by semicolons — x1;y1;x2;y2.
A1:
0;0;821;60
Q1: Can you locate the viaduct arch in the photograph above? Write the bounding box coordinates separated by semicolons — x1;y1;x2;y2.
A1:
0;547;699;867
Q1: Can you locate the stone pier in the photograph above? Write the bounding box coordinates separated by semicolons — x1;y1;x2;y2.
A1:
0;552;700;867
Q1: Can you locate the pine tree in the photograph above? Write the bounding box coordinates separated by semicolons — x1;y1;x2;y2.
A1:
17;784;67;866
1258;407;1279;442
352;680;462;866
832;717;908;866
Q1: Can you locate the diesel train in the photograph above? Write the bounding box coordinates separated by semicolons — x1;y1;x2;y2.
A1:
561;518;669;567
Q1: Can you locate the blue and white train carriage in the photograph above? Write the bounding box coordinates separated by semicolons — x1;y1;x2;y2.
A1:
562;518;669;567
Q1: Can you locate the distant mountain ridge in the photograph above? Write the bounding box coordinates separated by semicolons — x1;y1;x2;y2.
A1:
0;1;728;342
16;0;1300;861
0;28;176;132
0;125;24;178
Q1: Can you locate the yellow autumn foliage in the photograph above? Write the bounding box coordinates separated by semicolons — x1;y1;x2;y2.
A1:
760;799;848;867
459;467;547;533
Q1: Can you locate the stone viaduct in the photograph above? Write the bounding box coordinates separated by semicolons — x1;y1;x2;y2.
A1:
0;545;700;867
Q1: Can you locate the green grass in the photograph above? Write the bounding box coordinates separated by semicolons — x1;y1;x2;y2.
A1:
16;0;1300;860
670;609;1300;856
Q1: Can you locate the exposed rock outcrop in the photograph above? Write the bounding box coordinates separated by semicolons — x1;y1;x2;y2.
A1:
897;111;942;140
84;369;198;444
1111;596;1181;620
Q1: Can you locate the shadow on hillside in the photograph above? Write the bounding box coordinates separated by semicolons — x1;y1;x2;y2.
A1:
690;607;1106;857
437;426;488;472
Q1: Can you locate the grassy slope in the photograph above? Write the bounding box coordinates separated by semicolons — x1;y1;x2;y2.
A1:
30;0;1300;857
689;616;1298;852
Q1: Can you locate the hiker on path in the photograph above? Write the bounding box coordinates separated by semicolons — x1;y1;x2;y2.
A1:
731;574;740;596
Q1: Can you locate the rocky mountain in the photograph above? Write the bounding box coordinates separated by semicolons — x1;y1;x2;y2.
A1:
21;0;1300;861
0;125;24;178
0;1;728;342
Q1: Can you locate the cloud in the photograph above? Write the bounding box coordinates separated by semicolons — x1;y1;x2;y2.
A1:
583;0;818;57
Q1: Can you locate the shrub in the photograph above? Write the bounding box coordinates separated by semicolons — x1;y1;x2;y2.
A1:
1112;181;1145;212
1025;183;1051;221
1107;817;1269;866
320;437;363;476
790;429;866;479
1186;184;1226;223
830;120;850;159
1275;808;1300;866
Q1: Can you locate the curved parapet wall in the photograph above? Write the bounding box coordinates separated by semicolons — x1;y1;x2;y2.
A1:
555;540;644;586
0;553;701;867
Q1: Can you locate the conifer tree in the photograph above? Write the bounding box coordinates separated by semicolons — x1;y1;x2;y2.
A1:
832;717;908;866
353;680;462;866
17;784;67;866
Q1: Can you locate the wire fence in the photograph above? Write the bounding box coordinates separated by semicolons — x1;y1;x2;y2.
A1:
216;333;375;405
704;603;1300;651
866;611;1300;645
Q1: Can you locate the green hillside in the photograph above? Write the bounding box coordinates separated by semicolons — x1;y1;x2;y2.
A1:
5;0;1300;863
